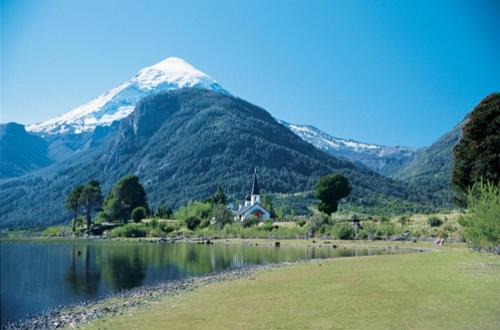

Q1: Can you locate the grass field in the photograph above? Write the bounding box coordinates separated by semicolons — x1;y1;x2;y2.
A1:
83;241;499;330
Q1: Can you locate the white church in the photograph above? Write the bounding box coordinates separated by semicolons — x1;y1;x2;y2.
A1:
234;170;271;221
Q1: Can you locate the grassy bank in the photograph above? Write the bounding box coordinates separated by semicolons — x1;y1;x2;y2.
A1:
83;242;499;330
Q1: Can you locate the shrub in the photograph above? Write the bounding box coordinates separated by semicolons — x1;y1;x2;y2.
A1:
242;216;260;228
427;216;443;227
212;204;234;228
331;222;355;240
159;222;176;234
131;207;147;223
358;222;378;240
398;215;410;227
459;181;500;253
185;216;201;230
307;212;330;236
378;223;397;238
150;218;159;228
260;220;274;232
175;201;212;220
109;224;147;238
199;218;211;228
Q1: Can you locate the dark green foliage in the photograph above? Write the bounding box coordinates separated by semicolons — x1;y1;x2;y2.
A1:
156;206;173;219
78;180;103;231
109;223;147;238
316;173;351;215
427;216;443;227
185;216;201;230
453;93;500;196
131;207;147;223
103;175;148;223
212;204;233;228
260;195;276;218
65;184;84;231
331;222;355;240
213;185;227;205
393;117;466;207
459;181;500;253
242;216;260;228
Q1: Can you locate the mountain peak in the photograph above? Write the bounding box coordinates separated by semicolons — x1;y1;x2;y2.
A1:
133;57;219;90
27;57;228;135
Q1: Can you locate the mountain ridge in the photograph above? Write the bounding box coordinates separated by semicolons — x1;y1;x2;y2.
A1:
281;121;418;176
0;89;431;229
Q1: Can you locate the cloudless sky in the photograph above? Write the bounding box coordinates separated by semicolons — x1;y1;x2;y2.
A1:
1;0;499;147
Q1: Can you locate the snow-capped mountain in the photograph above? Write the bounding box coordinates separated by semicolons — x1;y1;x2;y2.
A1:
280;121;417;176
27;57;228;135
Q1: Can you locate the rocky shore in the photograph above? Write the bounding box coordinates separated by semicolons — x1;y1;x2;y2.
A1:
3;262;289;330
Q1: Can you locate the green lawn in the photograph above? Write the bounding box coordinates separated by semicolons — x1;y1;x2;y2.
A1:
84;244;499;330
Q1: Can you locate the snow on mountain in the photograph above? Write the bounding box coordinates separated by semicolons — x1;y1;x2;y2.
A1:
27;57;228;135
280;121;417;176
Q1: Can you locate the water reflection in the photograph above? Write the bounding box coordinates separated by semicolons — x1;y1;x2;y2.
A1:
1;241;403;325
65;245;101;296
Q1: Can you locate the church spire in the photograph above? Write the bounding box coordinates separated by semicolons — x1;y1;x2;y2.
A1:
251;168;260;195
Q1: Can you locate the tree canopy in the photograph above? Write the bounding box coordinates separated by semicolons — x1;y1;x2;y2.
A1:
65;184;84;231
453;93;500;194
213;184;227;205
102;175;148;222
316;173;351;215
78;180;103;231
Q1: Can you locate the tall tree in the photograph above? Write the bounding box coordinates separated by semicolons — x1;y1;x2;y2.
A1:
261;195;276;218
65;185;84;232
78;180;103;232
453;93;500;196
316;173;351;215
103;175;148;222
213;184;227;205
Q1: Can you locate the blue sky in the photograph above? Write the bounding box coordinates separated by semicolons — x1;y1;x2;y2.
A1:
1;0;499;147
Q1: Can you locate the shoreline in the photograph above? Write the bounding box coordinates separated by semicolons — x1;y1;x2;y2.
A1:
2;240;431;330
3;260;309;330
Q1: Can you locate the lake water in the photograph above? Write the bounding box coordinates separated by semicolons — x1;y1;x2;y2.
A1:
1;240;400;325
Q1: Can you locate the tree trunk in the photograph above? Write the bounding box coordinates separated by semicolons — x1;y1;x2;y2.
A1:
86;206;92;233
72;212;77;232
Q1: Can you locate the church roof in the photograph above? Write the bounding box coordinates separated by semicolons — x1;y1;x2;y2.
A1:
235;202;269;215
251;170;260;195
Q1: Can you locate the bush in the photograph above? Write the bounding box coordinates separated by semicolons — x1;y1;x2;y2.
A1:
331;222;355;240
427;216;443;227
307;212;330;236
459;181;500;253
109;224;148;238
185;216;201;230
131;207;147;223
175;201;212;220
212;204;234;228
242;216;260;228
378;223;398;238
159;222;176;234
358;222;379;240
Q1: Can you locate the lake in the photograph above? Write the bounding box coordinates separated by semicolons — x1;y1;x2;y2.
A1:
1;240;400;325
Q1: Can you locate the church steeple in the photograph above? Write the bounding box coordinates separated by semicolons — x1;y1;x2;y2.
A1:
250;168;260;205
251;168;260;195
